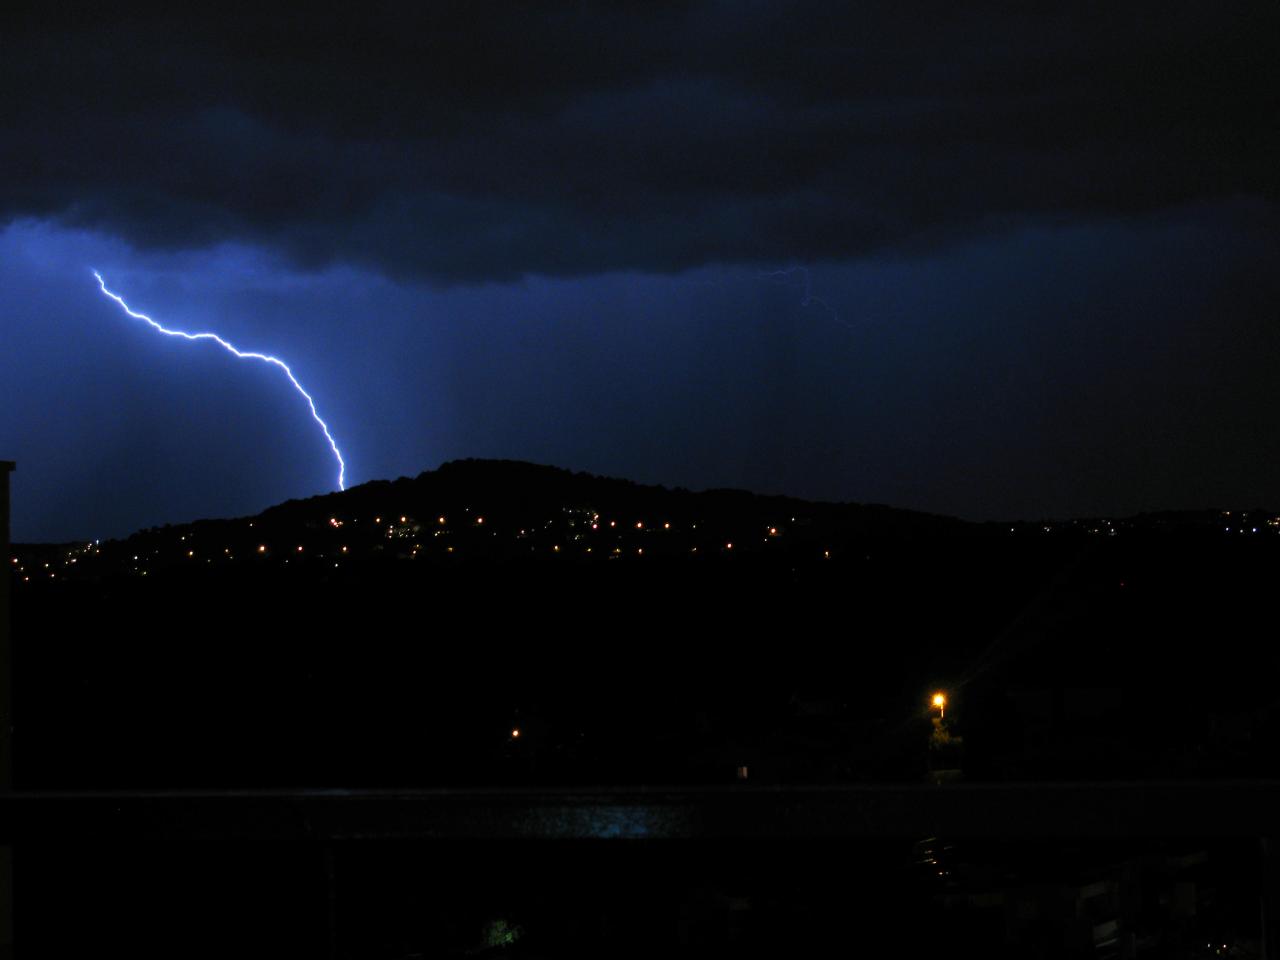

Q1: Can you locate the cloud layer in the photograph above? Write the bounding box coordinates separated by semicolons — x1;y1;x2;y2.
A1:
5;1;1275;280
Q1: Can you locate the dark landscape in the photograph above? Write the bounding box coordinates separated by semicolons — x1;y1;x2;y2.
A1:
7;460;1280;956
12;459;1280;790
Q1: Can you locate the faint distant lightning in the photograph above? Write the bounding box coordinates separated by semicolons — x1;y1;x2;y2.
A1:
92;270;347;491
758;266;847;329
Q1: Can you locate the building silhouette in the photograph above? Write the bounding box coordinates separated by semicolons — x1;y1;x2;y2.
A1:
1;458;13;960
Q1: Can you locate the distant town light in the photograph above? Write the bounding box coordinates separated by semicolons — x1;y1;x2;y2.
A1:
511;728;521;739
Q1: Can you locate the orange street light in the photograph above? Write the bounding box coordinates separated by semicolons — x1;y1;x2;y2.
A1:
931;692;947;719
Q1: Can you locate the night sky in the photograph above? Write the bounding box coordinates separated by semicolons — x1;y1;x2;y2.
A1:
3;2;1277;542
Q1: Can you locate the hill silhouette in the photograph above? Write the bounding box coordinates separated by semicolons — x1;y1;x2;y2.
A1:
10;460;1280;789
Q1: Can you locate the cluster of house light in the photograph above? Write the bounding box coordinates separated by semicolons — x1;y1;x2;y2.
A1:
10;540;101;582
12;507;851;584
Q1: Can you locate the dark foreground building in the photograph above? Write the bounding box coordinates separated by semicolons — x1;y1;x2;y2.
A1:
2;459;12;960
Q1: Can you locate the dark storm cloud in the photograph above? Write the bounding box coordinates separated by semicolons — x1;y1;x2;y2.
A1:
3;1;1275;281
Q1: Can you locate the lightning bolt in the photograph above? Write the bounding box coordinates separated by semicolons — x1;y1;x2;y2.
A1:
758;266;847;329
92;270;347;491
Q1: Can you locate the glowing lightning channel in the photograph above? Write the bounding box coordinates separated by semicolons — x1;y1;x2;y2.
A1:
758;266;847;329
92;270;347;491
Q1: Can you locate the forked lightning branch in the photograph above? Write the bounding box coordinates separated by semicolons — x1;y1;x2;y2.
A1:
92;270;346;490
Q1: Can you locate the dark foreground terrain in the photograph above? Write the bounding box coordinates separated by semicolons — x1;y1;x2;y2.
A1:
9;460;1280;956
14;459;1280;788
